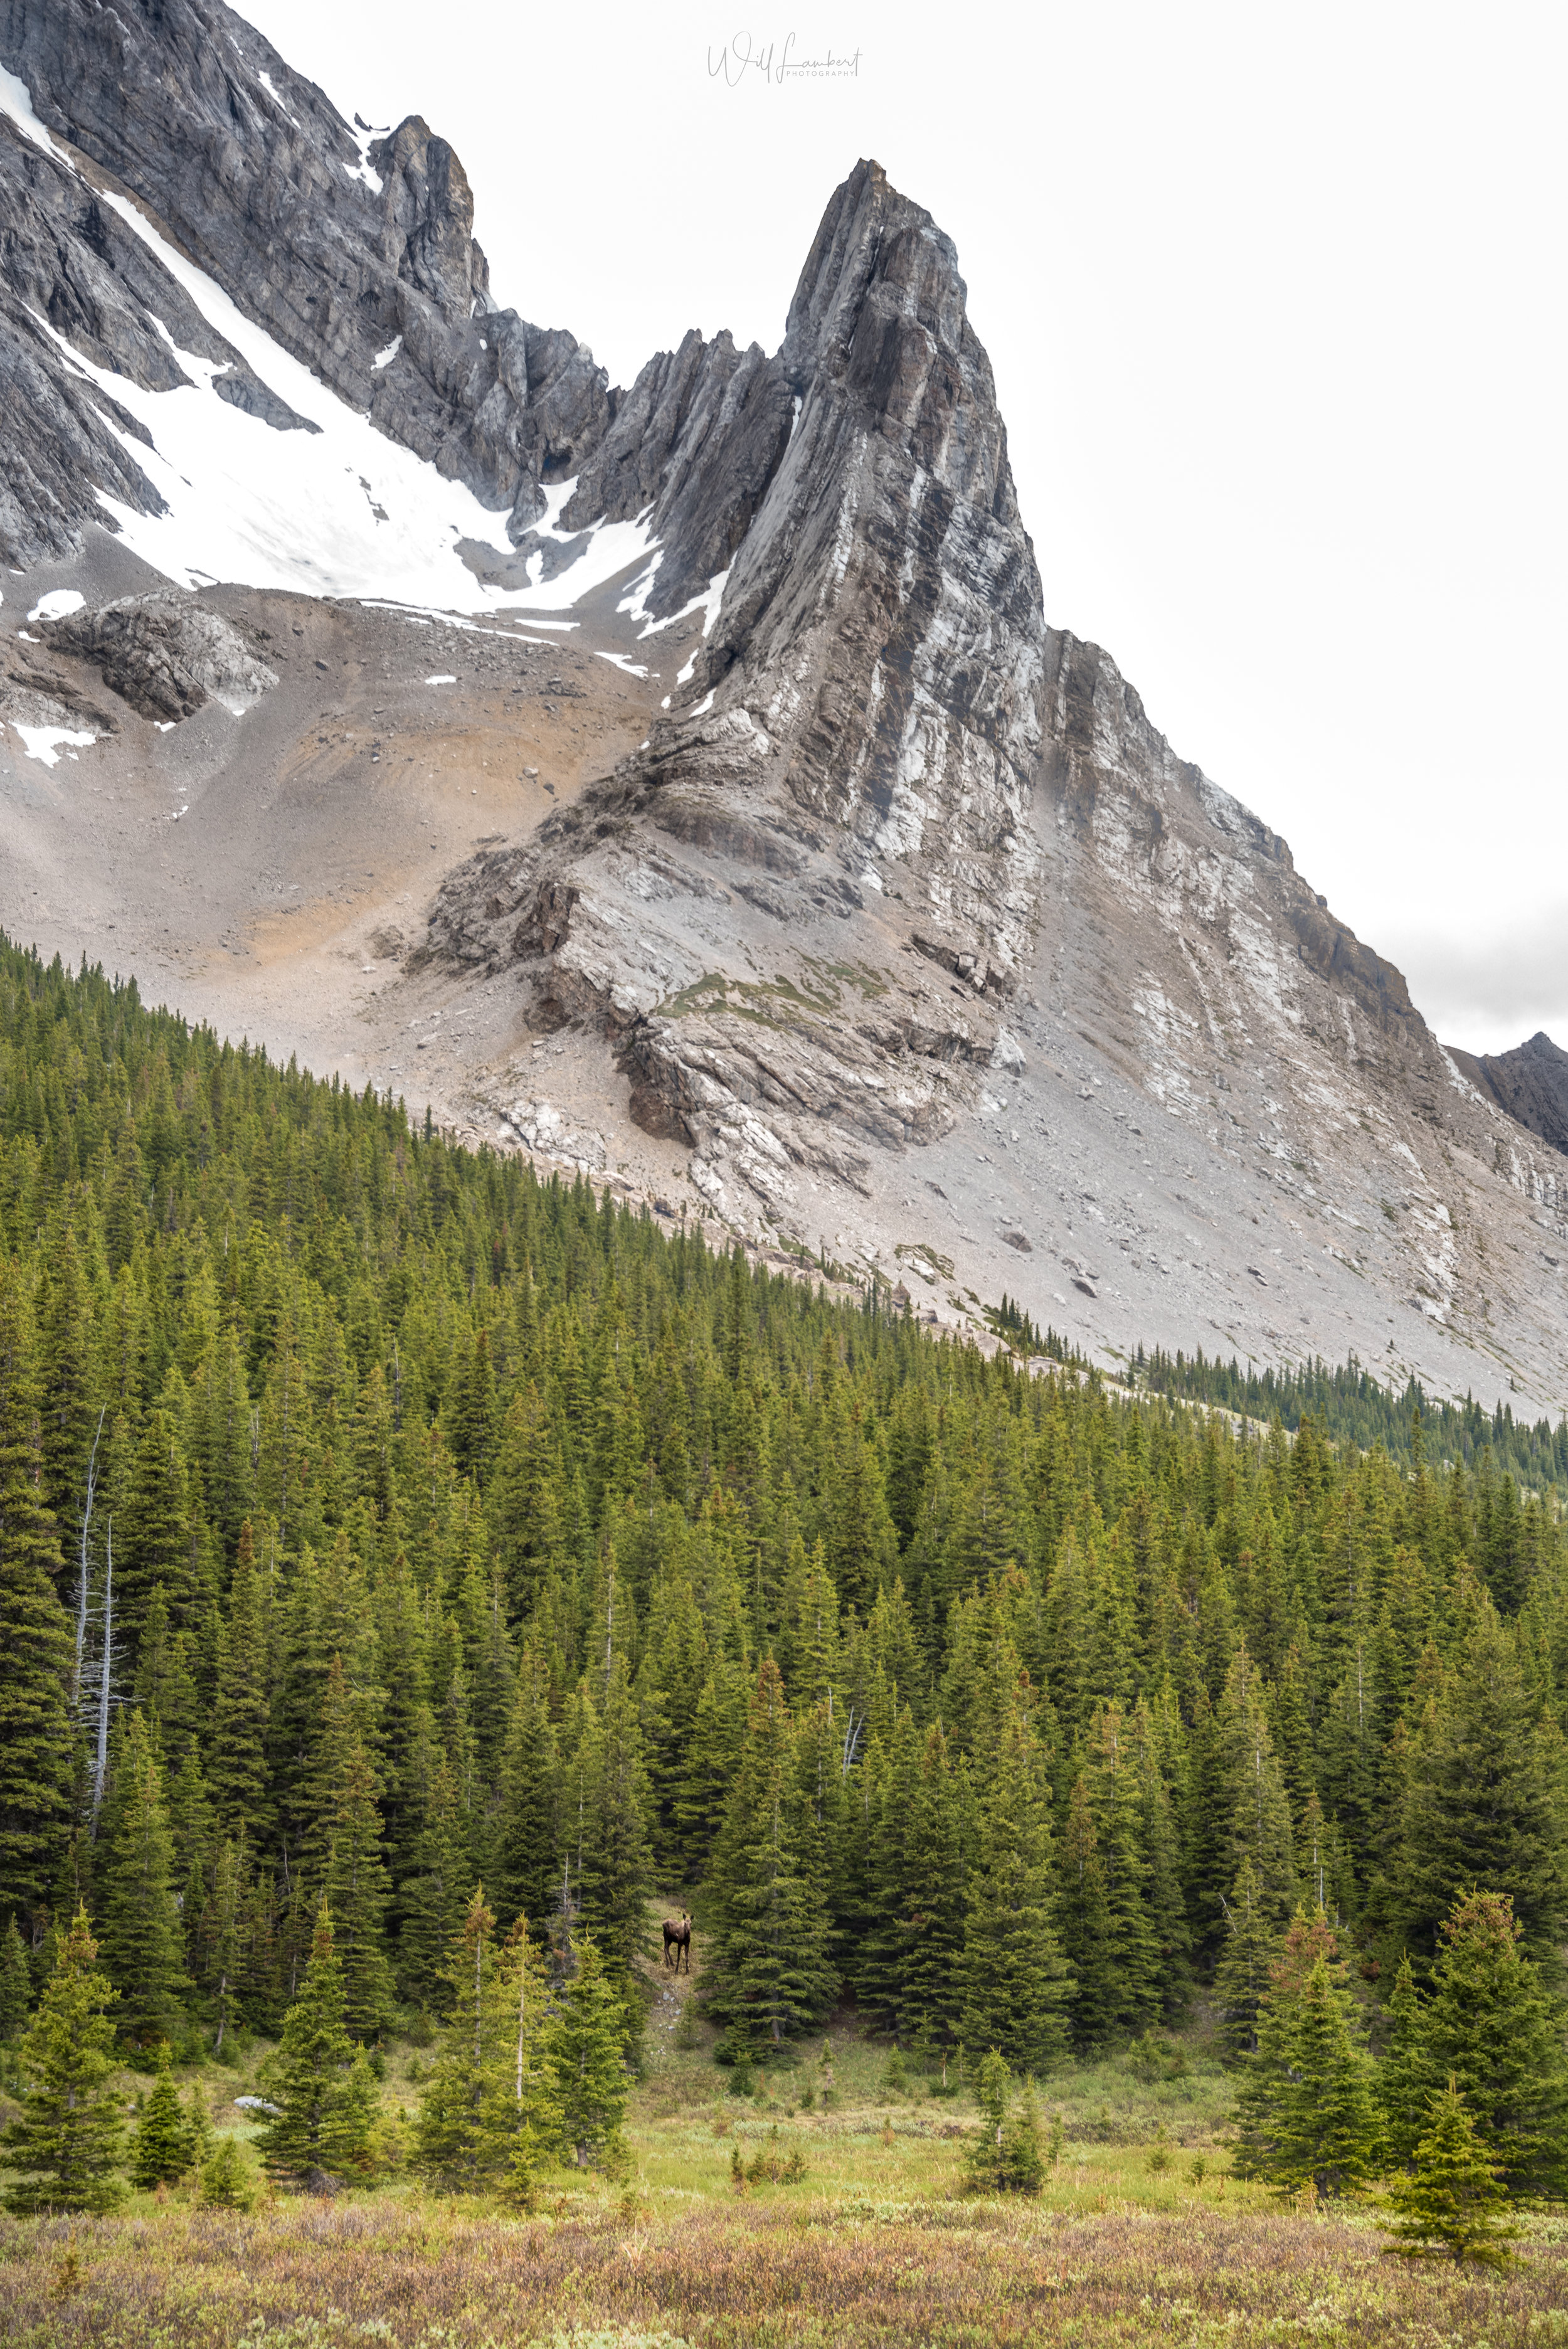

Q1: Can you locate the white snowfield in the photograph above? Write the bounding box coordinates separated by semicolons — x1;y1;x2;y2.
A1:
3;723;96;767
0;67;660;623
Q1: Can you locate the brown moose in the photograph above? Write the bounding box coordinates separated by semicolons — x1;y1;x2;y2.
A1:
662;1911;691;1973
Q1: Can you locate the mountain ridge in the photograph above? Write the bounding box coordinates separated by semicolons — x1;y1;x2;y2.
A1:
1;0;1564;1413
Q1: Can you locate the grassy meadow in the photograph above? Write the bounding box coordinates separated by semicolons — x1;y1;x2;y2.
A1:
3;1907;1566;2348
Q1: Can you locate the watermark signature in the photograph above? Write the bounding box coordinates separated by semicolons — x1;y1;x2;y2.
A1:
708;33;863;85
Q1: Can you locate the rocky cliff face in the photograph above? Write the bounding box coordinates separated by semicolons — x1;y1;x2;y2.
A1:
0;0;614;557
3;0;1564;1406
422;159;1048;1224
1451;1034;1568;1159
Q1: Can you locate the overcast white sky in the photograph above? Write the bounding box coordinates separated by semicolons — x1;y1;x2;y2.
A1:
241;0;1565;1056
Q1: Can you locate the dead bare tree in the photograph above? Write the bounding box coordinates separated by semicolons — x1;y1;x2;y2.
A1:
71;1406;106;1712
90;1517;115;1834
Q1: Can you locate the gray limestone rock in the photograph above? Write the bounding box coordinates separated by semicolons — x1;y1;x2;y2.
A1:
6;0;1563;1389
45;593;277;722
0;0;613;552
425;161;1046;1212
1450;1033;1568;1159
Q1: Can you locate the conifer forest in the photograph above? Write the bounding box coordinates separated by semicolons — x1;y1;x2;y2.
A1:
1;936;1567;2342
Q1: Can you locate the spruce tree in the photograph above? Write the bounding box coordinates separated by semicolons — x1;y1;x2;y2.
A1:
199;2134;258;2210
413;1885;553;2191
1384;2084;1521;2268
398;1723;474;2010
256;1901;377;2187
1396;1602;1568;1970
1380;1951;1433;2163
545;1934;628;2171
705;1660;837;2049
495;1917;556;2207
894;1721;967;2050
1385;1888;1568;2196
1274;1954;1384;2198
115;1409;193;1651
1235;1929;1383;2198
1209;1642;1298;1938
575;1652;652;1993
0;1912;33;2043
130;2044;195;2187
195;1833;250;2054
1057;1771;1116;2046
322;1723;395;2043
1214;1857;1281;2061
97;1709;191;2045
209;1519;271;1841
1081;1703;1163;2035
3;1906;125;2213
0;1265;75;1916
960;1702;1074;2072
964;2048;1045;2194
820;1401;899;1619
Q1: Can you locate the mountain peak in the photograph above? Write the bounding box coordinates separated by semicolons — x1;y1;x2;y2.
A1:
3;0;1565;1411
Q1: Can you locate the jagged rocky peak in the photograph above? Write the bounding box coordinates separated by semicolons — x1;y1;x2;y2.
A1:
0;0;612;554
425;158;1051;1212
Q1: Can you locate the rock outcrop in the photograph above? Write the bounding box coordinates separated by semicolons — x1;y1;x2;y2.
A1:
0;0;614;551
43;593;276;721
1450;1033;1568;1159
0;635;119;740
423;159;1045;1224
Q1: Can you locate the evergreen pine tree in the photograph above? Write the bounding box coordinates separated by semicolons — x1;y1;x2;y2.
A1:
496;1645;559;1933
2;1906;124;2213
186;2069;215;2169
1384;2083;1521;2268
209;1519;271;1841
413;1885;554;2190
97;1709;191;2045
545;1934;628;2171
894;1721;967;2050
495;1916;556;2208
963;2048;1045;2194
674;1655;751;1880
1057;1770;1116;2046
130;2044;196;2187
1214;1857;1281;2062
960;1702;1074;2072
115;1409;193;1651
575;1652;653;1994
1396;1602;1568;1970
820;1402;899;1618
1385;1888;1568;2197
0;1265;75;1916
705;1659;837;2049
256;1901;377;2187
195;1833;250;2055
319;1663;399;2048
1235;1931;1383;2198
1380;1951;1433;2165
0;1912;33;2043
1274;1954;1384;2198
1081;1703;1163;2034
1209;1642;1298;1939
398;1723;474;2010
199;2134;258;2211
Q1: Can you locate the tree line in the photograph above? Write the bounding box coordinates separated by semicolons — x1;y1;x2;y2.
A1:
1136;1344;1568;1497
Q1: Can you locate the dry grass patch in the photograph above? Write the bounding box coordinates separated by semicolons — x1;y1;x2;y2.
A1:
3;1994;1565;2344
